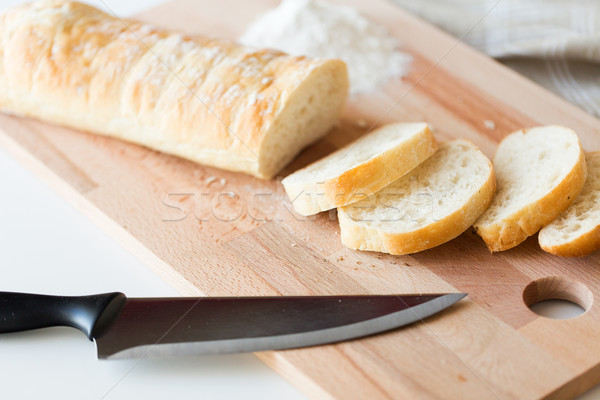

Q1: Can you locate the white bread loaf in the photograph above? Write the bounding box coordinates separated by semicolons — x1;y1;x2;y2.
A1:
338;139;495;255
539;151;600;257
473;126;587;251
0;1;348;179
282;122;437;216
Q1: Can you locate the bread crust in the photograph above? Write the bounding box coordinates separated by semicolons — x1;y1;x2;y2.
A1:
0;1;348;179
283;123;437;216
338;140;496;255
540;225;600;257
473;127;587;252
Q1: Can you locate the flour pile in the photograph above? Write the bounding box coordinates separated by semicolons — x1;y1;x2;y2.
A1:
239;0;411;94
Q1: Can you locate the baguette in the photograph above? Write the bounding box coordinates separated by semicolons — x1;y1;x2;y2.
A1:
539;152;600;257
282;122;437;215
0;1;348;179
473;126;587;251
338;139;495;255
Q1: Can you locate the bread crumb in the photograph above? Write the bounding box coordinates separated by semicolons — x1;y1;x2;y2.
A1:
370;264;376;268
220;178;227;186
484;120;495;130
354;267;358;270
336;256;344;262
355;118;368;128
356;261;362;265
291;243;298;247
205;176;217;185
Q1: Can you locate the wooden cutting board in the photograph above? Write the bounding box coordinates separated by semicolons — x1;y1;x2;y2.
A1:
2;0;600;398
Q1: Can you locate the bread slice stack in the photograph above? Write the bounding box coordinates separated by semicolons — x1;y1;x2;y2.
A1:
538;152;600;257
283;121;495;254
473;126;587;252
338;140;495;255
282;123;437;215
283;121;596;257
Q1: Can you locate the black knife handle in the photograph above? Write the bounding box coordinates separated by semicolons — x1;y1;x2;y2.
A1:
0;291;126;340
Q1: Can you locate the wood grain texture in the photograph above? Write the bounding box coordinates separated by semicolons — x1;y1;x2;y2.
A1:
1;0;600;398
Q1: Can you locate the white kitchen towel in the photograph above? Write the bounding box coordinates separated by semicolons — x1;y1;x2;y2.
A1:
392;0;600;117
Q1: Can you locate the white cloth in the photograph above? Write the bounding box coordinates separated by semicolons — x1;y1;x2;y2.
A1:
392;0;600;117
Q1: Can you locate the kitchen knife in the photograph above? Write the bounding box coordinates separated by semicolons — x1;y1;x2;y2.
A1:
0;291;465;358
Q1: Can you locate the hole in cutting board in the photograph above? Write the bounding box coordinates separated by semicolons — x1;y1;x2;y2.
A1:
528;299;584;320
523;276;592;320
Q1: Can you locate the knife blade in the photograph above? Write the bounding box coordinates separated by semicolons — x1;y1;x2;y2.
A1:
0;291;465;358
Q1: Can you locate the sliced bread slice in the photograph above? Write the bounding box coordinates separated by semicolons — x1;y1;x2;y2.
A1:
539;151;600;257
473;126;587;252
338;139;495;255
282;122;437;216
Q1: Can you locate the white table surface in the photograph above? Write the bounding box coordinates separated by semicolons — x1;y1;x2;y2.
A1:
0;1;599;399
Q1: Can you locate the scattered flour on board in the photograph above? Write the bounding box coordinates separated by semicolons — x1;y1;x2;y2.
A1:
239;0;411;94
